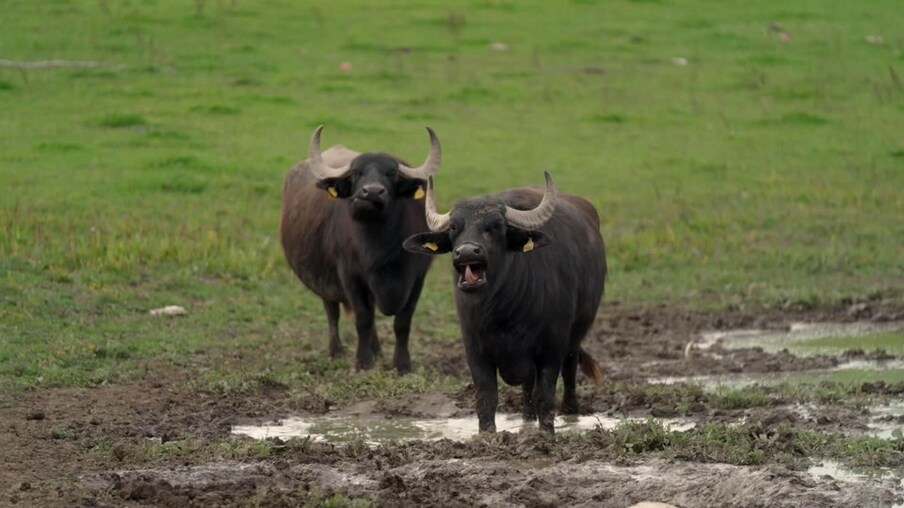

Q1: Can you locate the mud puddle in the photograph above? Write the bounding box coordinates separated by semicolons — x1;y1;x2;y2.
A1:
695;320;904;354
81;457;902;507
869;401;904;439
808;460;904;508
232;413;696;443
649;357;904;390
648;320;904;389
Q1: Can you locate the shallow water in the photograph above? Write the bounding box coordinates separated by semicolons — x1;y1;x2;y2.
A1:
653;320;904;390
807;459;904;507
697;321;904;354
232;413;696;443
649;359;904;390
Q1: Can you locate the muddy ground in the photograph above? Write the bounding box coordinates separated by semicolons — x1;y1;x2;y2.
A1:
2;301;903;507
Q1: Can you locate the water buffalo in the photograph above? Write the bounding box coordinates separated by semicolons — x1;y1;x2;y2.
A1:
280;126;441;373
403;171;606;433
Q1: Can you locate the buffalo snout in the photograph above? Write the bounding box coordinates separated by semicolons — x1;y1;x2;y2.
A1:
453;243;482;261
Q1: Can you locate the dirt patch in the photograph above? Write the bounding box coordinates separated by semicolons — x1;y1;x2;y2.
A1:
2;302;903;506
70;455;898;508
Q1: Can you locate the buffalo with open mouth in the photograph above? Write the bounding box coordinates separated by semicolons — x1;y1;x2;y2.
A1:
404;171;607;434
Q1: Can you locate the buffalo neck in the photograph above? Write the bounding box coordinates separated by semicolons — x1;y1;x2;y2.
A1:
455;253;541;333
346;201;419;268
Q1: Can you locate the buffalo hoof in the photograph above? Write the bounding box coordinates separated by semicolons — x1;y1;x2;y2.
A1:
393;351;412;375
560;400;579;415
355;352;376;371
329;344;345;359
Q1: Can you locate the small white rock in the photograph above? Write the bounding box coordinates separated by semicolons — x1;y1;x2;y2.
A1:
149;305;187;316
864;35;884;45
489;42;509;52
672;57;688;66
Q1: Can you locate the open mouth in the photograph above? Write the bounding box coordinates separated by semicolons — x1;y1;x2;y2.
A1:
455;261;487;291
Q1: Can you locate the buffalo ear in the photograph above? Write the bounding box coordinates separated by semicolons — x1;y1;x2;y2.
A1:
315;176;353;199
403;232;452;255
397;177;427;200
506;229;551;253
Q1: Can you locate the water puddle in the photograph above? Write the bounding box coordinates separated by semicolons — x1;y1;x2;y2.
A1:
696;321;904;354
808;459;903;506
232;413;696;444
869;401;904;439
649;357;904;390
652;320;904;390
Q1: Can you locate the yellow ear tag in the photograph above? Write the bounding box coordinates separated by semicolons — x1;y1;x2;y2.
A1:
523;237;535;252
413;186;426;200
327;187;338;200
424;241;438;252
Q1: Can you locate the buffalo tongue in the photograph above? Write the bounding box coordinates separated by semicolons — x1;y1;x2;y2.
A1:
464;265;481;284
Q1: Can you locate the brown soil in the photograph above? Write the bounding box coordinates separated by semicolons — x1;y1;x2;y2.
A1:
2;301;902;507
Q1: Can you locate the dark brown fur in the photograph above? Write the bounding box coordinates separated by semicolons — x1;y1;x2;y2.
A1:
281;146;432;373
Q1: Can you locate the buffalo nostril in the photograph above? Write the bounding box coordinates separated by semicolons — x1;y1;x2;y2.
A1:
473;247;481;255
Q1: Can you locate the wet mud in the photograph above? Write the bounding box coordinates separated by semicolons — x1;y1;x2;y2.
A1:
2;302;903;506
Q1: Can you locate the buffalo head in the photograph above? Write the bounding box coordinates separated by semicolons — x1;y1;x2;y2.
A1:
403;172;557;292
308;126;441;220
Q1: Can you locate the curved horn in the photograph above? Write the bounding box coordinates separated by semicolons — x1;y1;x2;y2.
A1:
398;127;442;180
424;176;452;232
505;171;558;230
307;125;351;180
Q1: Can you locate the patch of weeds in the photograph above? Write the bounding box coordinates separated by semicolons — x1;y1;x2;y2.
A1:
342;437;370;458
146;129;190;141
446;85;497;102
889;149;904;159
160;175;207;194
231;76;262;87
761;112;830;126
50;426;73;440
400;111;444;121
581;420;904;469
318;83;358;93
149;155;208;170
714;386;772;409
0;80;16;91
302;488;371;508
586;113;627;124
444;10;467;38
34;141;83;152
190;104;241;115
92;113;149;129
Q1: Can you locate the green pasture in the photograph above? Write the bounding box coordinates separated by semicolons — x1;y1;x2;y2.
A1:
1;0;903;395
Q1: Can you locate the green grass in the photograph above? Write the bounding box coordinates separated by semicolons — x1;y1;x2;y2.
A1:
1;0;903;393
578;420;904;469
793;332;904;355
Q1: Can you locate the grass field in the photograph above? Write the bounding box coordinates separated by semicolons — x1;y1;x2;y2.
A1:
2;0;902;395
1;1;903;505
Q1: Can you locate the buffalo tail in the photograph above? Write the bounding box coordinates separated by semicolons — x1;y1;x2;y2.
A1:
578;347;605;385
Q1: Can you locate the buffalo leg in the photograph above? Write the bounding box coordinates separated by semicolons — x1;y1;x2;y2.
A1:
534;361;562;434
468;355;498;433
522;371;537;421
561;351;579;414
391;276;425;375
370;325;381;358
324;300;343;359
347;280;378;370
